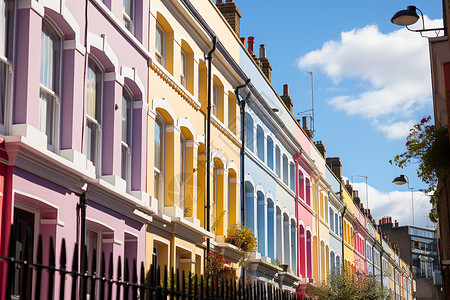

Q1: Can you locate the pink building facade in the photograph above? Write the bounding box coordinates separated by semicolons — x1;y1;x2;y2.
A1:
1;0;152;298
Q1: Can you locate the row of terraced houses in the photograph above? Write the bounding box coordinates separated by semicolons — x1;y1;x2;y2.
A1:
0;0;415;298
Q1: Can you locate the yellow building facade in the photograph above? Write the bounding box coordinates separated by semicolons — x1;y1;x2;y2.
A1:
145;0;243;275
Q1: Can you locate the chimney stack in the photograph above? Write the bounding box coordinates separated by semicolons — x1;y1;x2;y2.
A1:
240;37;245;45
301;116;313;139
327;157;342;181
280;84;293;113
314;141;326;159
216;0;241;36
259;44;272;82
248;36;255;55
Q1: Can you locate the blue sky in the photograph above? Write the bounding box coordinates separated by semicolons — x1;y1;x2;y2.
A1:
234;0;443;228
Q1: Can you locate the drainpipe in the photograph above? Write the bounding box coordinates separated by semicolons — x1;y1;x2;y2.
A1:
235;79;250;226
78;192;87;297
341;205;347;270
205;36;217;257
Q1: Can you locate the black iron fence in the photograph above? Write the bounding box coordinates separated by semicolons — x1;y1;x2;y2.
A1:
0;227;306;299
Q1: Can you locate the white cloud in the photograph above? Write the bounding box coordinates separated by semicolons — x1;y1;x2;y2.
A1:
297;17;442;140
351;181;434;229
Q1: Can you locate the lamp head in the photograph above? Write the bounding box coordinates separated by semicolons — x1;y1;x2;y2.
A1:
391;6;420;26
393;175;407;185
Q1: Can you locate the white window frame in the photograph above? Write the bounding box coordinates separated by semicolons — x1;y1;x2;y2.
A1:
180;48;186;87
123;0;135;34
39;19;62;152
154;114;165;212
121;86;133;190
86;56;104;175
155;23;165;66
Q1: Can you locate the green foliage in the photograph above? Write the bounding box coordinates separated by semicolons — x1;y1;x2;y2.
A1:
212;210;226;233
225;223;257;268
225;223;257;252
205;251;231;277
307;267;387;300
390;117;450;222
390;116;450;191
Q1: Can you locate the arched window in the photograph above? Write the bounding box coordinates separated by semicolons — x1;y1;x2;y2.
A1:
330;207;334;232
256;125;264;161
257;191;265;255
275;146;281;177
330;251;336;273
289;162;295;191
335;213;339;236
154;114;165;210
291;219;296;274
180;40;194;94
121;87;132;189
155;22;165;66
86;57;103;171
282;154;288;185
305;178;311;206
298;171;305;201
245;182;255;232
40;19;62;151
212;76;224;122
180;132;186;209
307;231;312;278
245;113;253;151
267;136;273;170
267;199;275;260
299;225;306;277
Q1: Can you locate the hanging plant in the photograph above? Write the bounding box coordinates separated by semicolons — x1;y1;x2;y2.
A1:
225;223;257;253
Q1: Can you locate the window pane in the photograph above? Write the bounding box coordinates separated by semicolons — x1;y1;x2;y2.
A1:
39;91;54;144
86;121;97;165
40;22;60;93
122;90;131;144
1;0;14;60
154;121;161;170
87;59;102;121
213;84;217;116
121;144;128;180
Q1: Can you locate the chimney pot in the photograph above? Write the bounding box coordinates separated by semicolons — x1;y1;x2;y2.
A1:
226;0;232;2
248;36;255;55
240;37;245;45
302;116;308;129
283;84;289;96
259;44;266;59
216;0;222;3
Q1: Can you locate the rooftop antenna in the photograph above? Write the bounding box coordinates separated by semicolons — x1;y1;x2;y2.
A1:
298;71;315;137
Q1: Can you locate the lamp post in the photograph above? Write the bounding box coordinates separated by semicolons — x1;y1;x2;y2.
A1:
392;174;415;226
391;5;445;36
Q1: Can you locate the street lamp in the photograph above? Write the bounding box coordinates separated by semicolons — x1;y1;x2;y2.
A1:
391;5;445;36
392;174;415;226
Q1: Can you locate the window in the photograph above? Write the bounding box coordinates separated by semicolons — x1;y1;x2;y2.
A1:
267;136;273;170
282;155;288;185
121;88;132;186
180;132;186;209
330;208;334;232
275;146;281;177
245;113;253;151
180;49;186;87
123;0;135;33
0;0;14;129
155;23;165;66
40;20;61;150
289;162;295;191
213;83;218;116
154;115;165;209
256;126;264;161
86;58;103;169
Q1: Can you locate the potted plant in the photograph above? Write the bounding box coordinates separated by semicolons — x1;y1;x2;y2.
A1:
225;224;257;252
